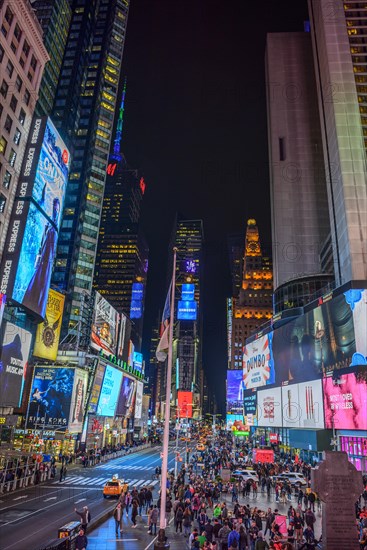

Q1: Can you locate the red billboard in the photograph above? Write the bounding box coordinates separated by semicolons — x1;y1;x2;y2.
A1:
177;391;193;418
323;373;367;430
253;449;275;464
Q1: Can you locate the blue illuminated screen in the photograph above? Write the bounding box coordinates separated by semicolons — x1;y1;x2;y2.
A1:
97;364;123;416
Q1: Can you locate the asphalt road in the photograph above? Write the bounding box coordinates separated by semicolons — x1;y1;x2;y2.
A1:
0;442;185;550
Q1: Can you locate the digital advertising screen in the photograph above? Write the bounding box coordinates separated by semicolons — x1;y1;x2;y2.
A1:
243;390;258;426
226;369;244;413
242;332;275;389
128;340;135;368
281;379;324;429
177;300;197;321
69;368;88;433
91;292;119;356
27;367;75;430
130;282;144;319
117;312;128;359
181;284;195;301
133;351;143;374
97;364;123;417
33;289;65;361
116;374;136;417
178;390;193;418
88;363;106;414
226;413;244;429
345;288;367;365
0;322;32;408
0;117;69;320
323;373;367;430
257;386;282;427
134;380;144;419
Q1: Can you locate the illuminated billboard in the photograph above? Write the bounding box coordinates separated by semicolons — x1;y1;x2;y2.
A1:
134;380;144;419
27;367;75;430
345;288;367;365
117;312;128;359
128;340;135;367
257;386;282;427
88;363;106;414
33;289;65;361
0;322;32;408
178;391;193;418
0;117;69;319
226;370;244;414
69;368;88;433
281;379;324;429
242;333;275;389
91;292;119;356
133;351;143;374
116;374;136;417
181;284;195;301
177;300;197;320
130;282;144;319
97;364;123;417
243;390;257;426
323;373;367;430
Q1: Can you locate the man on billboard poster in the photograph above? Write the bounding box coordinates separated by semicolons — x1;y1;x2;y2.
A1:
22;198;60;317
0;332;27;407
28;368;73;429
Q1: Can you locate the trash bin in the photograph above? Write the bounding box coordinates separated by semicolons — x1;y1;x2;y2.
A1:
58;521;80;549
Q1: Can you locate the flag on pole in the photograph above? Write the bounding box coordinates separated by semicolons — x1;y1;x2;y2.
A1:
156;281;172;362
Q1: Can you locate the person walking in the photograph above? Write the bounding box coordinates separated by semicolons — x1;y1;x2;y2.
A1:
131;499;138;528
255;531;269;550
183;507;193;538
149;504;158;535
175;505;184;533
75;506;91;533
113;502;123;536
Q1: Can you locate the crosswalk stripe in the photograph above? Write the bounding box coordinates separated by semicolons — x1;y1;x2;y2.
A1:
84;478;102;485
127;479;138;486
64;476;85;484
151;480;159;487
134;480;145;488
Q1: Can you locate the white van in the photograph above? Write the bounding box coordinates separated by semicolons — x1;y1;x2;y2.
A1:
232;469;259;483
274;472;307;487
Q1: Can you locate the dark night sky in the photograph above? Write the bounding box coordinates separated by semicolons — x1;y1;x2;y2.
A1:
121;0;308;412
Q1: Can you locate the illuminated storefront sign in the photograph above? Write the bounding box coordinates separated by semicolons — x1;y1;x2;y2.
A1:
130;282;144;319
98;349;144;380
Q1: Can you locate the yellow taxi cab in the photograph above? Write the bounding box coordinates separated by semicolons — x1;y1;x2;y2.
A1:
102;475;127;498
196;443;205;452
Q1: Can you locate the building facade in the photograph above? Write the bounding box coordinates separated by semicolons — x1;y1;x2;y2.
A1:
0;0;49;255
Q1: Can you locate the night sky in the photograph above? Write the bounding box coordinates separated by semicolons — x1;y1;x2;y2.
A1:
121;0;309;412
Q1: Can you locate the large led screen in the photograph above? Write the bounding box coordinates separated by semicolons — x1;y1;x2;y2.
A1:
243;390;258;426
323;373;367;430
177;300;197;321
27;367;75;430
97;364;123;417
257;386;282;427
69;368;88;433
178;390;193;418
226;370;244;413
117;312;128;359
88;363;106;414
345;289;367;365
116;374;136;417
33;289;65;361
134;380;144;419
133;351;143;374
0;322;32;408
130;282;144;319
281;379;324;429
91;292;119;356
242;333;275;389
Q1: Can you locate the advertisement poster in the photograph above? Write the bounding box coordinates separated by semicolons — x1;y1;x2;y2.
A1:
242;333;275;389
257;386;282;427
27;367;75;430
88;363;106;414
91;292;119;356
243;390;257;426
97;364;123;417
226;369;245;413
133;351;143;374
116;374;136;417
69;368;88;433
345;288;367;364
0;322;32;408
273;293;355;384
130;282;144;319
134;381;144;419
281;380;324;429
178;390;193;418
33;289;65;360
226;413;244;429
128;340;135;367
323;373;367;430
117;312;128;359
177;300;197;320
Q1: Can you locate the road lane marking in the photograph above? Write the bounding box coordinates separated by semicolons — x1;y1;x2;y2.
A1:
12;496;28;501
43;497;57;502
74;498;86;504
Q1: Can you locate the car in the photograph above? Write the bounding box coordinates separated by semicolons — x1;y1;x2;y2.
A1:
232;469;259;482
272;472;307;487
103;476;128;498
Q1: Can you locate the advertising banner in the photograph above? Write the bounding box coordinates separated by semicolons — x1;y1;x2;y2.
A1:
242;333;275;389
27;367;75;430
181;284;195;301
0;117;69;319
97;364;123;417
128;340;135;367
345;288;367;365
117;312;128;359
69;368;88;433
177;300;197;320
243;390;257;426
91;292;119;356
33;289;65;360
116;374;136;417
177;390;193;418
226;370;244;413
226;413;244;429
0;322;32;408
257;386;282;427
133;351;143;374
134;381;144;419
0;293;6;328
323;373;367;430
88;363;106;414
281;379;324;429
130;282;144;319
253;449;275;463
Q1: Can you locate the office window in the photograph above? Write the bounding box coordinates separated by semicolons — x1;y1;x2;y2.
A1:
0;136;8;155
279;137;286;161
3;170;11;190
4;115;12;133
10;95;18;113
13;23;22;41
24;89;30;106
6;60;14;78
30;55;37;71
0;80;9;98
10;41;16;54
4;6;14;25
9;148;16;167
13;128;21;145
19;108;26;125
0;44;4;62
15;76;22;93
22;40;30;57
27;71;33;83
0;194;6;214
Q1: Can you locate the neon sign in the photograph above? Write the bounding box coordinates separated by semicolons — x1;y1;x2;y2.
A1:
107;163;117;176
185;260;197;274
139;177;146;194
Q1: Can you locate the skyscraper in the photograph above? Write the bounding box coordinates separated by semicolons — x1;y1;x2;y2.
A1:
266;32;333;314
227;231;244;299
50;0;130;340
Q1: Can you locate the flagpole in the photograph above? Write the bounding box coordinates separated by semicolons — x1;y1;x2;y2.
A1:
155;247;177;550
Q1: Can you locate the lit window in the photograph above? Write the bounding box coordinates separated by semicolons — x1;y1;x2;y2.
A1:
0;136;8;155
19;109;26;125
9;148;17;167
0;193;6;214
13;128;21;145
3;170;11;189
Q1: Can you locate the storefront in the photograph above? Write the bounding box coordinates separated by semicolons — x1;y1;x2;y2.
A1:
338;431;367;472
12;429;77;457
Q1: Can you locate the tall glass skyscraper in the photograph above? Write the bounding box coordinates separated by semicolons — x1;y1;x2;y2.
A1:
50;0;130;339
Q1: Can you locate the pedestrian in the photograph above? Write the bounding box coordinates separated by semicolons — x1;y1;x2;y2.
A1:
75;528;88;550
131;499;138;528
150;504;159;535
218;520;231;550
183;506;193;537
255;531;269;550
228;525;240;549
175;505;184;533
304;508;316;532
125;492;132;517
75;505;91;533
113;502;123;536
